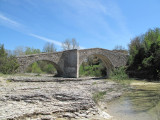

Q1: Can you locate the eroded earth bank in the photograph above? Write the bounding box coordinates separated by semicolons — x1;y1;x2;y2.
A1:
0;75;126;120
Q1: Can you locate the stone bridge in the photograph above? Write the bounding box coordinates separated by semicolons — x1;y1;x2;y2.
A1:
17;48;128;78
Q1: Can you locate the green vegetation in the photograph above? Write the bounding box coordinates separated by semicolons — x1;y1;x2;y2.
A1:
92;91;106;103
0;44;19;74
108;66;131;86
26;61;56;74
92;81;97;85
127;28;160;80
108;28;160;81
79;64;105;77
31;62;42;74
79;56;106;77
109;66;128;80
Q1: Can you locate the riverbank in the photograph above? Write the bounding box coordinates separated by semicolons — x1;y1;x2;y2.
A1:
0;75;127;120
107;79;160;120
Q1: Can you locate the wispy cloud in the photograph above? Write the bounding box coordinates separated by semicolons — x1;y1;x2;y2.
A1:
0;13;21;27
61;0;131;48
0;13;63;47
29;33;62;46
0;13;85;49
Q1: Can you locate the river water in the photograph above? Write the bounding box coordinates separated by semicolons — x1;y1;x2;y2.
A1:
107;81;160;120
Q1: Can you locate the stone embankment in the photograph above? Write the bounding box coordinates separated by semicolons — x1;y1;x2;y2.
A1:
0;76;125;120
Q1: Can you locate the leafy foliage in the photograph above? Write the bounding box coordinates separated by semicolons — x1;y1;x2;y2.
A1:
109;66;128;80
79;56;106;77
128;28;160;80
0;44;19;74
31;62;42;74
26;61;57;74
25;47;41;55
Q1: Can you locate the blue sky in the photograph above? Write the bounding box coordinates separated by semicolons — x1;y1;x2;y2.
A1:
0;0;160;51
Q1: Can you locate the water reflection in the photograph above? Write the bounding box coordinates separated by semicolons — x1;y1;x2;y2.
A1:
107;83;160;120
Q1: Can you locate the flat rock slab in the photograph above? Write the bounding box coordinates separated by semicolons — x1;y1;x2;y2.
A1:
0;76;125;120
7;76;103;82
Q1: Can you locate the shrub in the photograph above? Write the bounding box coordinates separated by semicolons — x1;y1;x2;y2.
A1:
1;56;19;74
0;44;19;74
44;64;56;74
127;28;160;80
79;64;106;77
109;66;128;80
31;62;42;74
92;91;106;103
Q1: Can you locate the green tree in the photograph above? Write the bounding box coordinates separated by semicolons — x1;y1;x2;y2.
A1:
0;44;7;57
0;44;19;74
25;47;41;55
31;62;42;74
127;28;160;80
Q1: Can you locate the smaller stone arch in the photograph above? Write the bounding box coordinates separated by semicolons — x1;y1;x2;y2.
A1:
17;55;63;76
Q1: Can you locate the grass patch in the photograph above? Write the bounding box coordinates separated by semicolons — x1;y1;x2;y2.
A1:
0;73;4;76
0;73;10;78
92;91;106;103
108;66;132;86
6;79;12;83
92;82;97;85
109;66;128;80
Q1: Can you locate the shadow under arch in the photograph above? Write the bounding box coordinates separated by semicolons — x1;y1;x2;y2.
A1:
24;59;63;77
79;54;114;78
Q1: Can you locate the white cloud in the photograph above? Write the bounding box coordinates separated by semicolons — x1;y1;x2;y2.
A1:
61;0;131;47
0;13;85;49
0;13;21;27
29;33;85;49
0;13;62;47
29;33;62;47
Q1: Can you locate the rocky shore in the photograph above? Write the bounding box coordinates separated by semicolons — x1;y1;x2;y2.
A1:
0;75;126;120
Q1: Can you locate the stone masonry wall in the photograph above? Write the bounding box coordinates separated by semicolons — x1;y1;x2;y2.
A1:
17;48;128;78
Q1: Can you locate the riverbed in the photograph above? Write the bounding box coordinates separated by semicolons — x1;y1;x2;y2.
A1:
107;81;160;120
0;75;125;120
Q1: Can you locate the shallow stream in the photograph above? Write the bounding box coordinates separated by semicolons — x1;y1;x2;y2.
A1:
107;81;160;120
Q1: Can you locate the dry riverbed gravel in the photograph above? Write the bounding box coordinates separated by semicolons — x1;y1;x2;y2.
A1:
0;76;126;120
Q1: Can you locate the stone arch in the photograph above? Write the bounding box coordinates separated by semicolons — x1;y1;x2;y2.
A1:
19;57;63;76
79;53;114;78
